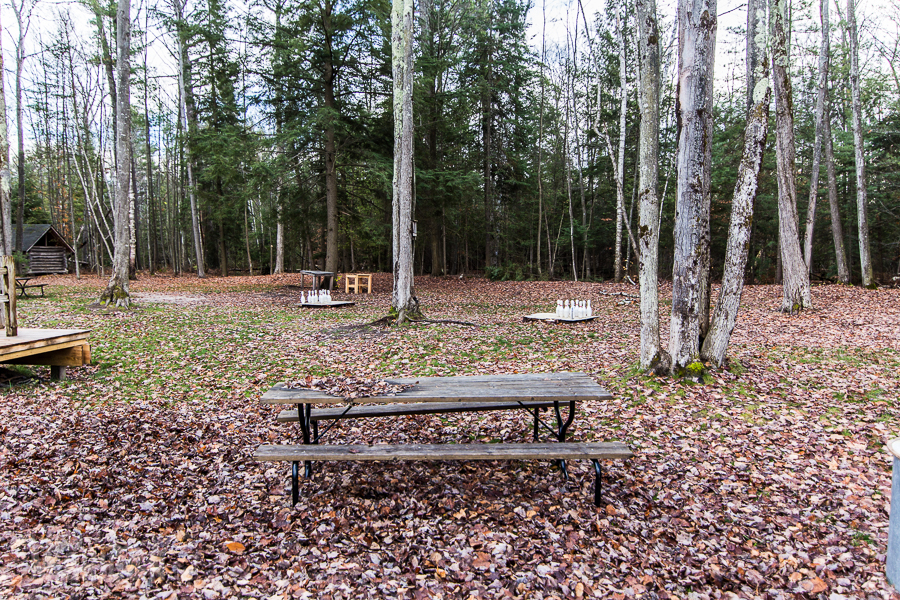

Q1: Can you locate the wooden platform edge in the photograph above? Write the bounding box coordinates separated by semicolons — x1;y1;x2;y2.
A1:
4;342;91;367
253;442;633;462
0;340;91;364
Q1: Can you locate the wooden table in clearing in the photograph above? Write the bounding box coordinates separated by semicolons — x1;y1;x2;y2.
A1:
299;270;334;291
254;372;633;506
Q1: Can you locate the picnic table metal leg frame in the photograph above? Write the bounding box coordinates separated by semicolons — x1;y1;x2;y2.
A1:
297;405;314;478
592;460;602;506
553;400;576;479
292;461;299;505
533;408;539;441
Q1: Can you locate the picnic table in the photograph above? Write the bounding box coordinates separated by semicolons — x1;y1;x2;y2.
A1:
15;277;46;298
300;270;334;291
255;372;632;506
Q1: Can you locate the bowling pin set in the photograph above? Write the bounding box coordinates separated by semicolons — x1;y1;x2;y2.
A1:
302;290;332;304
555;299;592;319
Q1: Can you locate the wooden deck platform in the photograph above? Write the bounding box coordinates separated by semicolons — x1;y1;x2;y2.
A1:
0;328;91;380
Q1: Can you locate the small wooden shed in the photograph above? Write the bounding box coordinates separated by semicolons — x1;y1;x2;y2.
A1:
17;225;73;274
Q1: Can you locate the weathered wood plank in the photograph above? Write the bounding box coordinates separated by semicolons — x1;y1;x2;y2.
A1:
254;442;633;462
276;399;565;422
5;343;91;367
262;373;612;405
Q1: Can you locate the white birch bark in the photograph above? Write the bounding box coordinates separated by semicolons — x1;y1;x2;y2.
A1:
613;4;627;283
0;7;11;256
669;0;716;373
847;0;873;287
636;0;669;372
100;0;132;307
803;0;829;272
701;0;770;366
391;0;417;320
771;0;811;311
275;211;284;274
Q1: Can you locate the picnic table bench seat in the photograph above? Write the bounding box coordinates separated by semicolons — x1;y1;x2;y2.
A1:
254;442;633;506
258;373;630;506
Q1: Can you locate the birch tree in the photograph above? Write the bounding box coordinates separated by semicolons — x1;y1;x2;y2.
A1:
803;0;829;272
391;0;418;321
0;6;11;255
612;4;627;283
636;0;668;372
701;0;770;366
771;0;811;311
99;0;132;307
847;0;874;287
10;0;33;252
669;0;716;374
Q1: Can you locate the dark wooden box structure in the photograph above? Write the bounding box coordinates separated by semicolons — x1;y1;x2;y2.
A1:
16;224;73;275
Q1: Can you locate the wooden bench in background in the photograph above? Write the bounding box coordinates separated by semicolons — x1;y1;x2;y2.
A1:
255;373;632;506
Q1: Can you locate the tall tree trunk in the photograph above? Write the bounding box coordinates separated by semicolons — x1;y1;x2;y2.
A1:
804;0;830;272
846;0;873;287
482;17;493;271
324;63;339;274
701;0;770;366
613;3;627;283
274;208;284;274
0;6;11;256
536;2;546;278
391;0;417;320
823;110;850;283
99;0;132;308
669;0;716;374
173;5;205;278
12;0;31;253
771;0;811;311
636;0;669;372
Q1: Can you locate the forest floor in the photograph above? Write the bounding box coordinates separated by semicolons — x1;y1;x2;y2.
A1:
1;272;899;600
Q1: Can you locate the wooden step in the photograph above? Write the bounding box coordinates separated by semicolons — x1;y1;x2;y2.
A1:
254;441;632;462
276;400;565;422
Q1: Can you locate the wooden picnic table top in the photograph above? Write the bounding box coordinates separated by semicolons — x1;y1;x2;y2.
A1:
300;270;335;276
261;372;612;405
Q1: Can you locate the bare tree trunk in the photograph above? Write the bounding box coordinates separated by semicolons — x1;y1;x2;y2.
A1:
669;0;716;373
536;74;543;277
823;112;850;283
804;0;830;272
99;0;132;308
771;0;811;311
0;7;11;256
274;209;284;274
636;0;669;372
701;0;770;366
847;0;873;287
613;3;627;283
391;0;417;320
323;73;339;274
564;37;578;282
11;0;32;253
174;10;205;278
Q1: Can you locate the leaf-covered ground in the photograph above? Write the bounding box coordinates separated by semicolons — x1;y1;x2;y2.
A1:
1;273;899;599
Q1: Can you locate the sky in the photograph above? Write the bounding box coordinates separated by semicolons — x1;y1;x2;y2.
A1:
1;0;896;149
